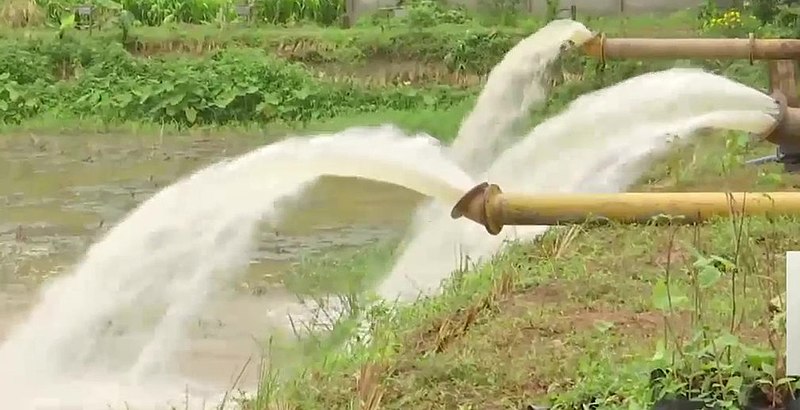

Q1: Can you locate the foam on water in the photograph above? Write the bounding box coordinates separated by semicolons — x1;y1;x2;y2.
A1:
0;126;473;409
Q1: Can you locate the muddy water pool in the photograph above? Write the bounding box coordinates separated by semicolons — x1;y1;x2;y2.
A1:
0;133;421;390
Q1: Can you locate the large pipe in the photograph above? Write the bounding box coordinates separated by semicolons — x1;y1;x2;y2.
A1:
451;182;800;235
582;34;800;61
580;34;800;169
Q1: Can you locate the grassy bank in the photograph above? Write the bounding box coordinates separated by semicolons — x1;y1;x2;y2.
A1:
277;218;795;409
258;129;799;410
0;103;475;143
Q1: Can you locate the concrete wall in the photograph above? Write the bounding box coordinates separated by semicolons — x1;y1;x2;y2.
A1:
351;0;735;20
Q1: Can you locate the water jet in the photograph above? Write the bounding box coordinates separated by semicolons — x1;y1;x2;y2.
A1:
451;182;800;235
580;34;800;171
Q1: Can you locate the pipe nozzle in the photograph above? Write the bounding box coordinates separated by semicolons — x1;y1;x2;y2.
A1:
764;91;800;148
581;33;604;59
450;182;504;235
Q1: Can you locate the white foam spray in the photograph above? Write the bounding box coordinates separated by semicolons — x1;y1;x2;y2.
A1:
379;68;780;303
450;19;593;173
373;20;594;301
0;126;474;410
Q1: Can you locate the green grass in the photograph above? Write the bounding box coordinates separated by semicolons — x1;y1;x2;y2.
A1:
0;102;474;142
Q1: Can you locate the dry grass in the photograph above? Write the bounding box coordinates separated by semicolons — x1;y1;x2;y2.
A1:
0;0;44;28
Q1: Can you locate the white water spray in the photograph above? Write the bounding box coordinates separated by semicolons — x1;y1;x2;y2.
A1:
380;67;780;303
0;126;473;409
450;19;593;173
373;19;595;301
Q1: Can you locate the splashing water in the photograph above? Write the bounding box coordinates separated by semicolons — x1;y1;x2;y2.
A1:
449;19;593;173
0;126;474;409
374;19;595;300
380;67;780;303
0;20;592;408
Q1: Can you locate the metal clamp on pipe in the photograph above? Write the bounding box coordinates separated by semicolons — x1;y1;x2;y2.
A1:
451;182;800;235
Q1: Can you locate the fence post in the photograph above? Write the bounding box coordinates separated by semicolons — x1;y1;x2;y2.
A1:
343;0;355;28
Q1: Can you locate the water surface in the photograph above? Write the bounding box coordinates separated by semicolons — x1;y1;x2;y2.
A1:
0;132;421;389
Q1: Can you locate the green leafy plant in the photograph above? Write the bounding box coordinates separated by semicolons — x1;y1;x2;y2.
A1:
545;0;560;22
720;130;751;173
749;0;799;25
645;223;796;409
118;0;228;25
402;0;468;27
0;39;472;126
34;0;347;26
253;0;345;25
699;7;761;38
444;30;515;73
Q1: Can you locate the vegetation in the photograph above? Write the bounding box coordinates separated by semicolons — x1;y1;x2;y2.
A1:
4;0;347;27
1;0;799;408
0;18;771;129
0;39;471;126
273;208;799;409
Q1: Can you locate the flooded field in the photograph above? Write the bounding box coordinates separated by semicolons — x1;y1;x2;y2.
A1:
0;132;422;390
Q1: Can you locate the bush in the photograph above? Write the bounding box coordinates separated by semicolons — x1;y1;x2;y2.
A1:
702;8;761;37
34;0;347;26
403;0;469;28
0;38;474;125
739;0;800;38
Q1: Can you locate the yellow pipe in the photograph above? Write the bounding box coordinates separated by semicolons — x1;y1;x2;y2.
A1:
582;34;800;61
451;182;800;235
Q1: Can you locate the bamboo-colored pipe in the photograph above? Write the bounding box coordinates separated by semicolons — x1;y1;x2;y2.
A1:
451;182;800;235
581;34;800;61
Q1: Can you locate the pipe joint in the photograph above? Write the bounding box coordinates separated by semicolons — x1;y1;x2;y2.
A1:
764;91;800;150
